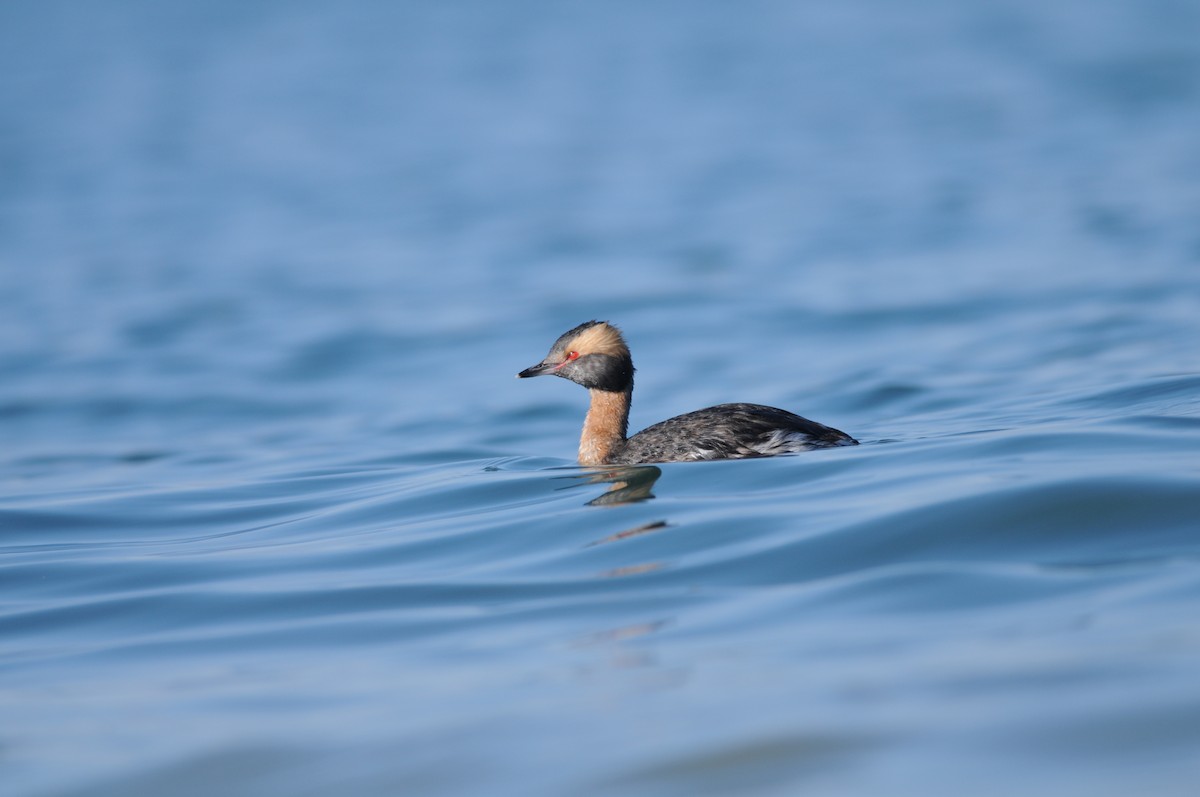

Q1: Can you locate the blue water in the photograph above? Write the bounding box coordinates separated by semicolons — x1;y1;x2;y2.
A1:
3;1;1200;795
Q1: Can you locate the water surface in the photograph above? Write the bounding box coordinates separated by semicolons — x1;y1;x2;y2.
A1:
3;1;1200;795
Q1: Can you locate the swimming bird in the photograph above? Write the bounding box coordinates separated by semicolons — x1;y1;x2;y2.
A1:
517;321;857;465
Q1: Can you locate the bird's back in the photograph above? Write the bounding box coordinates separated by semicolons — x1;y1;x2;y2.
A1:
609;403;857;464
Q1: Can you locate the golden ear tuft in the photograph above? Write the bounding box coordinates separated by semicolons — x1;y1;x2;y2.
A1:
570;322;629;357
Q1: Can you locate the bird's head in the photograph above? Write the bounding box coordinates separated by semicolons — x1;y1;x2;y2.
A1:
517;320;634;392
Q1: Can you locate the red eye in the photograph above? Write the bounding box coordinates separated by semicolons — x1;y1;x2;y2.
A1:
566;351;580;361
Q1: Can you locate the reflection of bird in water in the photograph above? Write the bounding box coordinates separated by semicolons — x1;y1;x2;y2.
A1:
569;464;662;506
518;321;857;465
590;521;669;548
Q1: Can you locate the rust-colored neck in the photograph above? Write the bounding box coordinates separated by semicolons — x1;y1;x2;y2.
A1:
579;388;631;466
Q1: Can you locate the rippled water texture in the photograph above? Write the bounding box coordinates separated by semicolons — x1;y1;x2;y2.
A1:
3;1;1200;795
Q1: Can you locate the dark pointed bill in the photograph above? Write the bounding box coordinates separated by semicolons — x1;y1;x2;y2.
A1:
517;361;556;378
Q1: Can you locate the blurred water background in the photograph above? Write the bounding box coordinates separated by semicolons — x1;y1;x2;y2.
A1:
3;1;1200;795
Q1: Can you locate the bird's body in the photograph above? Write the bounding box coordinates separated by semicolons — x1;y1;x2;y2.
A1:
517;321;856;466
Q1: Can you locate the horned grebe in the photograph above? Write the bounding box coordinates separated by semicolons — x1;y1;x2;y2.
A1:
517;321;857;465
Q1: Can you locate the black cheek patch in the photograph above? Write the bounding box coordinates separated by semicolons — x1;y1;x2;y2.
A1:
575;354;634;392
